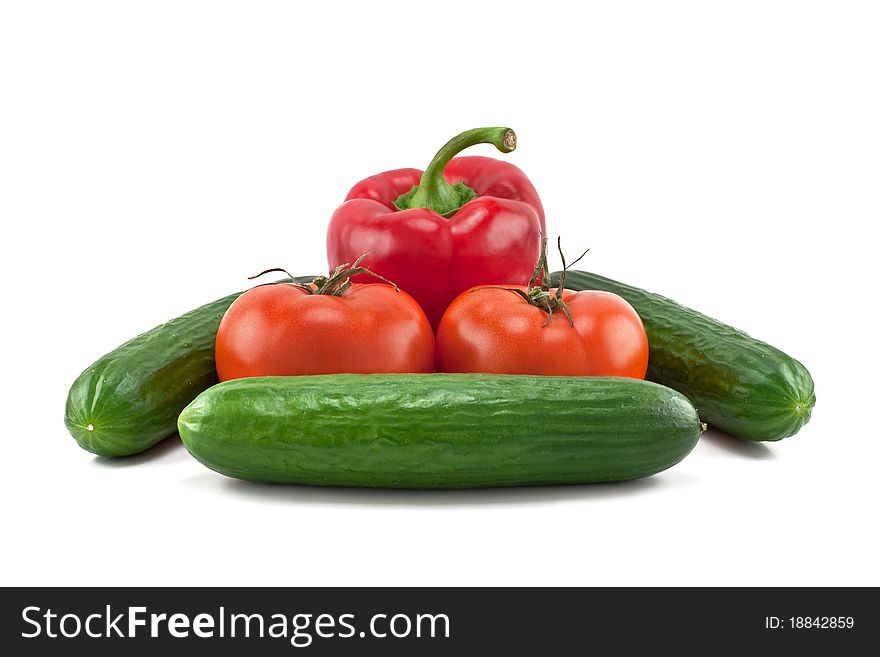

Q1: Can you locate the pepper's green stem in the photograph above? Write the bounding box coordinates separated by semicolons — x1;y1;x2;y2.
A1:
394;127;517;218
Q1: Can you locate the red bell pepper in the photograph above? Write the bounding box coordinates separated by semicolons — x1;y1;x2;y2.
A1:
326;127;545;328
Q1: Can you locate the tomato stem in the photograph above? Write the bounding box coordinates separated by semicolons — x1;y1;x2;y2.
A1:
248;253;399;297
471;237;588;327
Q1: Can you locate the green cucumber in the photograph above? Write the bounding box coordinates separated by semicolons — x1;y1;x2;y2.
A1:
178;374;703;488
553;270;815;441
64;276;314;457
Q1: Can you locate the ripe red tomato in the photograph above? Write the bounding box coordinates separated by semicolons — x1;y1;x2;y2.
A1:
436;286;648;378
216;283;435;381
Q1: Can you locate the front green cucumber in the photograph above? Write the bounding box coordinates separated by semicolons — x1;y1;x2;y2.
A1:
553;270;815;441
178;374;703;488
64;276;314;457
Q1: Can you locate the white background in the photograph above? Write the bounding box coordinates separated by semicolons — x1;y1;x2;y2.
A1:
1;1;878;586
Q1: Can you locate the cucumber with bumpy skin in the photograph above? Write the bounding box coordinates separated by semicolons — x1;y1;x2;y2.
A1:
178;374;703;488
553;270;815;441
64;276;314;457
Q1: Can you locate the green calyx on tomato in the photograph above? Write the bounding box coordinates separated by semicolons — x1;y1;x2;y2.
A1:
474;237;590;327
248;252;398;297
392;127;518;218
